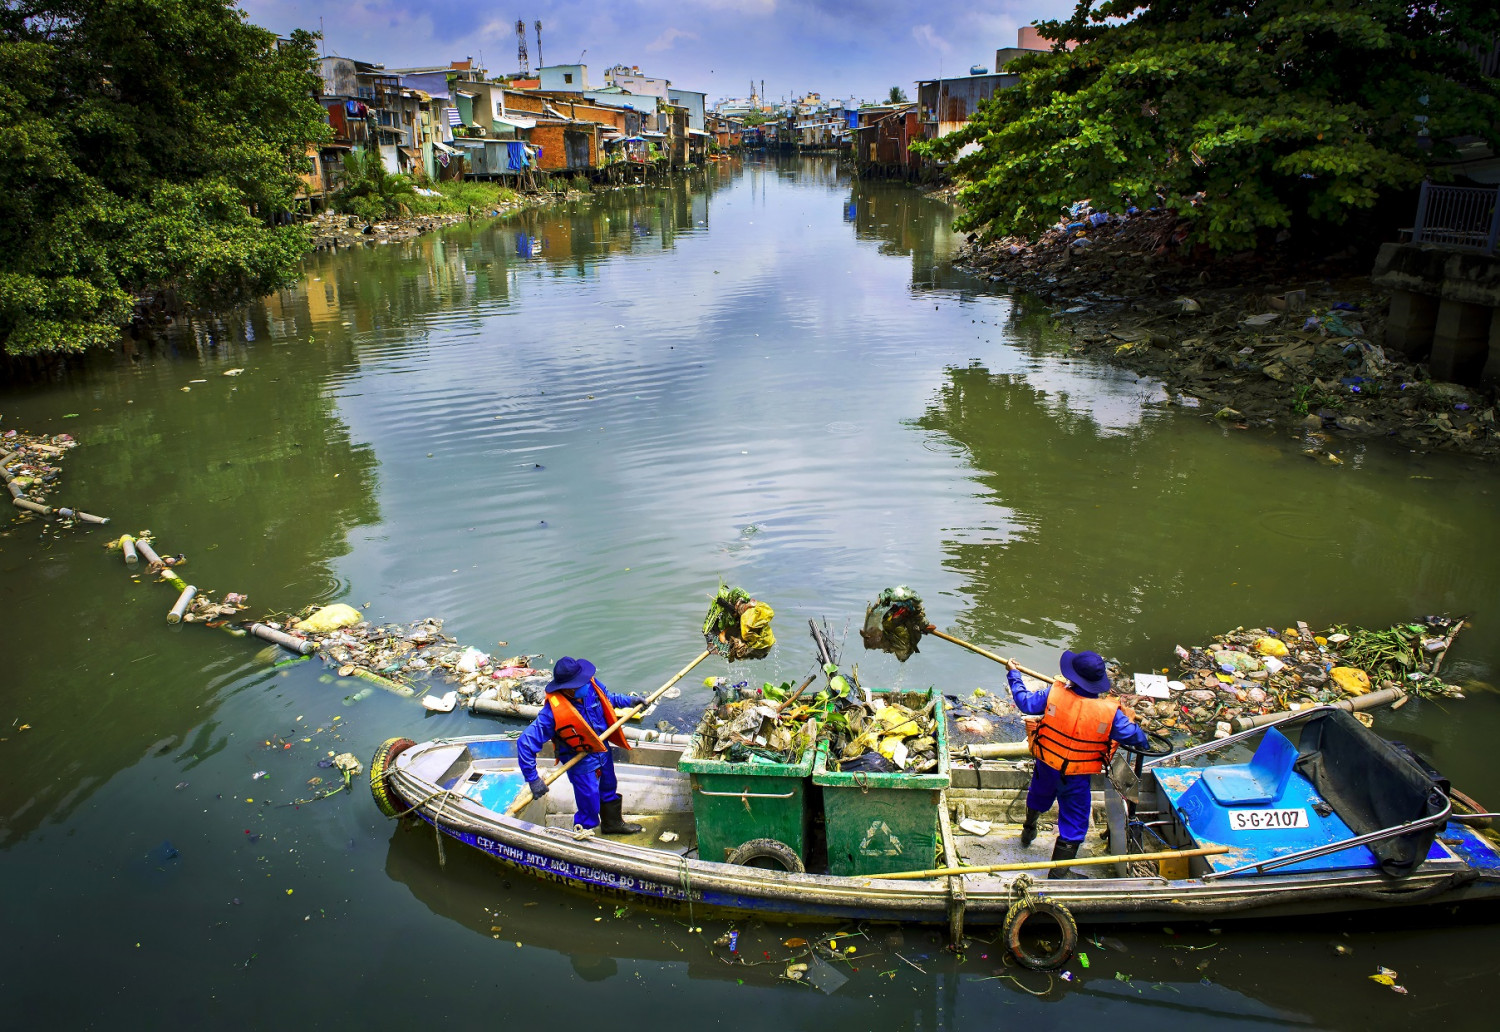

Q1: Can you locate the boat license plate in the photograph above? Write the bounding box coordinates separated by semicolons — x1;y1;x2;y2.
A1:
1228;808;1309;831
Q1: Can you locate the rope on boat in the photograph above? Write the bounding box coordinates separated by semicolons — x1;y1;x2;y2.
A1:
678;854;695;929
432;790;449;868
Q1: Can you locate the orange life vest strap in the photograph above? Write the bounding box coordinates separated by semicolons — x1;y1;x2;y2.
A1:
1026;680;1118;775
546;679;631;758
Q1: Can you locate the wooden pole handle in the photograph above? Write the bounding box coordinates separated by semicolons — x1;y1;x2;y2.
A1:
876;844;1230;881
506;649;713;817
924;627;1056;685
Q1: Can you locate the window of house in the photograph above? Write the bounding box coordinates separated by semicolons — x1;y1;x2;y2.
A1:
563;73;573;83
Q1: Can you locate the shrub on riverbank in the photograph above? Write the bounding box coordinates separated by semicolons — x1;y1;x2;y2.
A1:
333;149;418;222
0;3;331;358
411;182;522;217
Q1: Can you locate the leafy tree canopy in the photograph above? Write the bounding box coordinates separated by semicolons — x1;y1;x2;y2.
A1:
921;1;1500;251
888;85;908;104
0;1;330;356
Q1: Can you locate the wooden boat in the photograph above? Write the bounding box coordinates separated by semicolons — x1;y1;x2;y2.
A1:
370;705;1500;953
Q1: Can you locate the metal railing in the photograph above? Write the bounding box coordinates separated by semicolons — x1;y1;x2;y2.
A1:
1411;181;1500;254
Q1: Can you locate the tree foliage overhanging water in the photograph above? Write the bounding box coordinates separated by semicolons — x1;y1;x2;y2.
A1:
0;1;329;357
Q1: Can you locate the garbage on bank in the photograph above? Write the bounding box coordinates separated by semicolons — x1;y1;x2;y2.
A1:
1123;616;1467;745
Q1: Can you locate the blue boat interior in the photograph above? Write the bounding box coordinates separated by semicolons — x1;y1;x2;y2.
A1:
1154;726;1446;876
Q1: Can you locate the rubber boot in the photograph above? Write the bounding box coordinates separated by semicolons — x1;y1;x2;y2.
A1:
599;799;643;835
1047;838;1081;880
1019;808;1043;847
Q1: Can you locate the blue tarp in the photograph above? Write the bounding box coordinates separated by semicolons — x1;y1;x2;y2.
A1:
506;141;529;171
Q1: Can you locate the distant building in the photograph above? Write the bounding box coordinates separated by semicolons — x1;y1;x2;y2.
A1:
604;65;672;100
539;64;590;92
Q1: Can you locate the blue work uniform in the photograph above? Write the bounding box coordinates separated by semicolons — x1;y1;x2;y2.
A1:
517;679;637;830
1007;669;1148;843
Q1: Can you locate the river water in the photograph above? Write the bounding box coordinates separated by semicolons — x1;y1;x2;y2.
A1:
2;155;1498;1028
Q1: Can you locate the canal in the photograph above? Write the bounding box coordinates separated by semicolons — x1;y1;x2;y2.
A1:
2;155;1498;1028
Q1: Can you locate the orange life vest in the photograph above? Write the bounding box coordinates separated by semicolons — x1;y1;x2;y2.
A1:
1026;679;1119;775
546;679;631;757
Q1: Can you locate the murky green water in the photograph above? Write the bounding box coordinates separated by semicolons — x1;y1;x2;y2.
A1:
3;155;1498;1028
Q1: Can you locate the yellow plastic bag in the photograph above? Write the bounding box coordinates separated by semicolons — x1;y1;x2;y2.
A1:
740;601;775;651
1255;637;1289;657
1329;667;1372;695
298;603;363;634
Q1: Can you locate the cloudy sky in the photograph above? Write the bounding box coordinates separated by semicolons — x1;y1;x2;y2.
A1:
241;0;1078;105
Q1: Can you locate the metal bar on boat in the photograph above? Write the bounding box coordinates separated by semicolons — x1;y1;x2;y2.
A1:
1146;706;1321;768
1201;798;1454;881
877;844;1230;881
692;786;796;799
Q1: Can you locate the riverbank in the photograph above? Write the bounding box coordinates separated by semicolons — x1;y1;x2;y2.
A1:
304;183;586;250
955;210;1499;459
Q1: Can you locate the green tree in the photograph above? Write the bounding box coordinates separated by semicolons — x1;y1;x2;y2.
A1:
887;86;908;104
334;147;417;221
920;1;1500;251
0;1;330;356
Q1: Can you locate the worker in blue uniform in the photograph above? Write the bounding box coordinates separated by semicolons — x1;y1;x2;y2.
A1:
517;656;648;836
1007;650;1148;877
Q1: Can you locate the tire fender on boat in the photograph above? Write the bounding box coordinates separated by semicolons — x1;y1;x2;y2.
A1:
725;838;805;874
370;737;417;818
1002;896;1078;970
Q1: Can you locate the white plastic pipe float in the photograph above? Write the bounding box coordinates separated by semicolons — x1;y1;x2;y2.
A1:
120;534;139;565
135;539;162;566
246;622;317;655
1230;686;1405;733
167;585;198;624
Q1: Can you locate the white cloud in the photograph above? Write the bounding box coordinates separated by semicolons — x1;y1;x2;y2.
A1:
911;24;952;54
646;27;699;52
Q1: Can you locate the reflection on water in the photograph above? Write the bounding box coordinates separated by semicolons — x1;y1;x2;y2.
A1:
2;155;1498;1027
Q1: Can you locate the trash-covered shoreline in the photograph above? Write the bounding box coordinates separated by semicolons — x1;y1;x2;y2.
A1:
955;207;1497;459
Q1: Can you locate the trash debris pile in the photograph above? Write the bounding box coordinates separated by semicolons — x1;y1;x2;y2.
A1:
823;691;940;775
687;681;819;764
702;581;775;661
954;202;1497;458
860;585;928;662
283;606;549;701
0;428;76;511
942;689;1027;747
1124;617;1467;744
0;428;105;526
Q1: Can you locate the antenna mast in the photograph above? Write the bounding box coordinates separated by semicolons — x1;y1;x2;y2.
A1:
515;19;529;76
534;20;543;69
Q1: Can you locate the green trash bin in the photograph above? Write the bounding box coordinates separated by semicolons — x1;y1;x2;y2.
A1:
679;718;817;868
814;687;950;877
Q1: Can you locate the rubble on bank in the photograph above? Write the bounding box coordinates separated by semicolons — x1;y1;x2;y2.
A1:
303;190;582;251
955;207;1497;459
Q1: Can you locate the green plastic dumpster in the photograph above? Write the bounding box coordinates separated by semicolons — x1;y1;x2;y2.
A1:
814;687;950;877
679;720;817;869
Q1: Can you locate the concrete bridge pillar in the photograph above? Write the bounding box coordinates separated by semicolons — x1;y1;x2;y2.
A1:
1483;309;1500;389
1383;289;1439;360
1430;299;1492;383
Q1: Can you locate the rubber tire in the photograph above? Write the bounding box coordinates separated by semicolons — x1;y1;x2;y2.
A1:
369;737;416;818
724;837;806;874
1002;897;1078;971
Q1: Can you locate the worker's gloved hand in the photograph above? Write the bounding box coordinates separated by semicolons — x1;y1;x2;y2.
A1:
627;694;649;708
527;778;549;800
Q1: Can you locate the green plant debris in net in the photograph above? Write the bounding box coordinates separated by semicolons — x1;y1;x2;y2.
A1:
860;586;928;662
702;581;775;662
